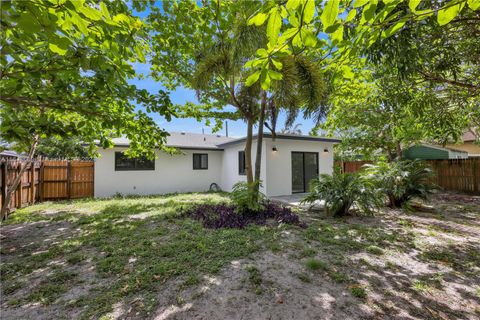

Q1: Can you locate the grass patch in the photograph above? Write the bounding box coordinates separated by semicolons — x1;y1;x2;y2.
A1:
297;273;311;283
67;253;86;264
329;270;349;283
1;193;281;318
350;285;367;298
299;248;316;258
245;265;263;295
412;280;433;293
366;245;384;255
26;270;77;305
305;259;328;271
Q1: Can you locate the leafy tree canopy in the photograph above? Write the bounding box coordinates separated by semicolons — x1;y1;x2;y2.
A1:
1;0;175;159
246;0;480;90
246;0;479;156
35;137;89;159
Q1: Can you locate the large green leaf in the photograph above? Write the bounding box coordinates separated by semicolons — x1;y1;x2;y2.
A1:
353;0;369;8
302;28;318;47
383;19;407;38
80;6;102;21
321;0;339;30
331;24;344;44
267;8;282;44
408;0;421;12
260;69;271;90
248;12;268;26
245;71;261;86
437;2;465;26
48;36;71;55
467;0;480;10
362;2;377;23
303;0;316;23
286;0;301;11
100;2;111;19
345;9;357;22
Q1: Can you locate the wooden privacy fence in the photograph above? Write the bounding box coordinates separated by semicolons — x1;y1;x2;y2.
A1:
0;160;94;214
335;159;480;195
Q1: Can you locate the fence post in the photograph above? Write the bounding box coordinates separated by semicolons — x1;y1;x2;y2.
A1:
67;161;72;200
16;162;22;209
30;162;35;205
39;162;44;202
1;163;6;211
474;160;479;194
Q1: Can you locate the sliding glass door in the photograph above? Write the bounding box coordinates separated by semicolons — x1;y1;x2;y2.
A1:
291;152;319;193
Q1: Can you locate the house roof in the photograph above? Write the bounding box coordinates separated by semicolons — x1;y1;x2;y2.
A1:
0;150;27;159
217;133;342;147
106;132;340;150
413;143;468;154
110;132;235;150
463;130;477;142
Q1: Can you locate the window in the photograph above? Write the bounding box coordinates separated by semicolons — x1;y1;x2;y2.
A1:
193;153;208;170
115;152;155;171
238;151;246;175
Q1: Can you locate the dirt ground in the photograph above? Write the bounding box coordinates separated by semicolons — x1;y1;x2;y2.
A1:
1;192;479;320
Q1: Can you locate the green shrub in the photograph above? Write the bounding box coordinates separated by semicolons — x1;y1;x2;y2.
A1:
230;181;265;213
302;168;382;217
364;160;435;208
350;285;367;298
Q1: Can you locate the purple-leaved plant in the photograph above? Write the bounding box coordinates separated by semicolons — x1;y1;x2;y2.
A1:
186;202;306;229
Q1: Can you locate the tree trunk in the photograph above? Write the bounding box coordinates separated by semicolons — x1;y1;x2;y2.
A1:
254;91;267;187
244;118;254;185
0;135;39;222
395;142;402;161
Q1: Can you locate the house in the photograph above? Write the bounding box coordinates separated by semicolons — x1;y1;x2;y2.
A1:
94;132;340;197
0;150;23;160
402;144;468;160
445;131;480;158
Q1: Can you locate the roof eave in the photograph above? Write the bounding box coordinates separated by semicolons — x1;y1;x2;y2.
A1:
217;133;342;147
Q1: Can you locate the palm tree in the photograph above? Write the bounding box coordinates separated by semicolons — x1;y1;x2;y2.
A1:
280;123;303;135
254;55;326;191
157;0;326;203
190;1;266;187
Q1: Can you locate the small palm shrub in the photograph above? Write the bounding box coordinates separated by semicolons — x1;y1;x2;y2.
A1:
364;160;435;208
230;181;265;213
302;168;382;217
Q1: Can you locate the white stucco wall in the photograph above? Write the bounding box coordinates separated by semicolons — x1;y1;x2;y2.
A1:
264;138;335;197
94;147;224;197
220;141;267;194
94;138;336;198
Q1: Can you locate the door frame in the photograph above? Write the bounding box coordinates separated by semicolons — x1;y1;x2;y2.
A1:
291;151;319;193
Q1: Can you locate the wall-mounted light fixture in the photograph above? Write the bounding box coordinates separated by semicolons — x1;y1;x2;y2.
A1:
323;148;329;153
272;147;278;152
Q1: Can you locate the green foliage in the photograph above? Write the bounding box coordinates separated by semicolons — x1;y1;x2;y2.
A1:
364;160;436;208
245;0;480;90
320;59;475;159
366;245;384;255
149;0;325;129
303;167;383;216
305;259;329;271
36;137;89;159
1;0;174;158
230;181;265;213
350;285;367;299
245;264;263;294
302;168;382;217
